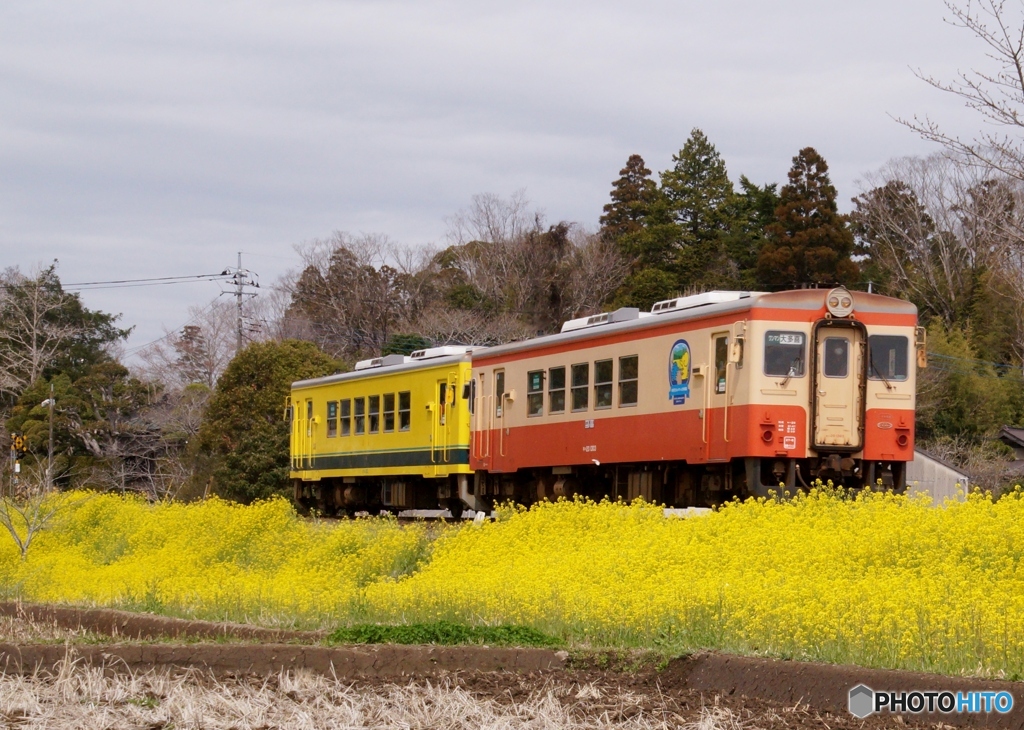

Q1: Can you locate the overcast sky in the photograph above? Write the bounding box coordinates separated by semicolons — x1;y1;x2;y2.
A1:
0;1;990;355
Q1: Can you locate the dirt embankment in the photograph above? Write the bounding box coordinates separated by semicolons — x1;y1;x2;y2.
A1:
1;602;1023;728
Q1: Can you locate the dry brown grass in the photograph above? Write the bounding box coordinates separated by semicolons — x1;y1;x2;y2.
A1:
0;659;751;729
0;614;103;644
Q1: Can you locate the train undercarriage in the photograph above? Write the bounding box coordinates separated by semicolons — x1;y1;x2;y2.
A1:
294;455;908;516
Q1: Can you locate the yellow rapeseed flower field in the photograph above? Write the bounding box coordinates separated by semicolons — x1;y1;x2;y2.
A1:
1;486;1023;676
0;494;435;627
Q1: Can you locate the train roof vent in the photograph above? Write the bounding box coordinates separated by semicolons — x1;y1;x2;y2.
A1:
354;354;411;371
409;345;474;360
651;291;751;314
560;307;642;333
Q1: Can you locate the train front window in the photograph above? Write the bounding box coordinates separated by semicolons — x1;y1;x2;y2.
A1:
548;366;565;413
868;335;908;381
764;331;806;377
823;337;849;378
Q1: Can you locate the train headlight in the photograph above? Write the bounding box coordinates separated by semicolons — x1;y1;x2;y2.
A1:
825;287;854;318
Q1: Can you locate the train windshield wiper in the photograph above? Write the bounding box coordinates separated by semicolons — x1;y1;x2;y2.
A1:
871;359;894;390
778;357;801;388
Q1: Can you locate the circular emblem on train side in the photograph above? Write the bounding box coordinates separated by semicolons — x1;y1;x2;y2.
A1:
669;339;691;405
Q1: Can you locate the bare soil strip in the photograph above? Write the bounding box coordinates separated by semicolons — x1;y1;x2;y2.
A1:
0;642;566;676
2;602;1023;728
0;601;324;643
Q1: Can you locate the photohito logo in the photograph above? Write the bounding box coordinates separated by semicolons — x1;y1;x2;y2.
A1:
848;684;1013;718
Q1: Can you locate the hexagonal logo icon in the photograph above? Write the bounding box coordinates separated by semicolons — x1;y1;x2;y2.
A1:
849;684;874;718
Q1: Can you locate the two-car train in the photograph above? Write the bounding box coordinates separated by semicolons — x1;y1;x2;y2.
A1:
290;287;925;515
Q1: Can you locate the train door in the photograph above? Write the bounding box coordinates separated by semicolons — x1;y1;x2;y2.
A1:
812;327;865;449
491;368;512;472
431;378;451;472
471;372;488;464
296;398;314;470
706;333;730;461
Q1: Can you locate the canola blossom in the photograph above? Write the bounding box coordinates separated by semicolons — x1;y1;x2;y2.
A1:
0;494;434;626
1;487;1024;676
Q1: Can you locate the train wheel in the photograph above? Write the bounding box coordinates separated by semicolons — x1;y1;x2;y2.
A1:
447;499;464;520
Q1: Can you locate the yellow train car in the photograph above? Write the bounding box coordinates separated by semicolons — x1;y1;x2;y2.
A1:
289;347;476;516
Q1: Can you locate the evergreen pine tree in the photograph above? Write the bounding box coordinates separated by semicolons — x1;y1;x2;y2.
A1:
659;129;738;289
757;147;859;289
599;154;659;242
721;176;780;290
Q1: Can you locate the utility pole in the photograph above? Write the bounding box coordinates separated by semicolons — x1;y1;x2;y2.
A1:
48;382;53;486
221;253;259;353
39;383;54;490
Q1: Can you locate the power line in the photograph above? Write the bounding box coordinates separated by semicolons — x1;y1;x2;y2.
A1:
0;273;232;292
928;352;1023;371
121;300;222;358
65;273;230;287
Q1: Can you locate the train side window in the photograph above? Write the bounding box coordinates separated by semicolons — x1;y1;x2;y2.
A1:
571;363;589;411
714;336;728;394
548;366;566;413
327;401;338;438
495;370;506;417
764;331;806;377
823;337;849;378
368;395;380;433
619;355;638;406
527;370;544;416
354;397;365;434
594;359;613;409
340;399;351;436
464;378;476;415
868;335;908;381
398;391;411;431
383;393;395;432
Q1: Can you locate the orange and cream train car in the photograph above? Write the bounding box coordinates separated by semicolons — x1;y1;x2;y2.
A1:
463;288;923;510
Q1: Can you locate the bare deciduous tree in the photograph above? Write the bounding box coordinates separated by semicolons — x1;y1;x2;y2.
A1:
137;300;240;389
902;1;1024;181
444;189;539;247
0;266;82;401
558;227;632;322
404;308;535;347
853;154;1024;325
285;233;413;359
0;462;86;560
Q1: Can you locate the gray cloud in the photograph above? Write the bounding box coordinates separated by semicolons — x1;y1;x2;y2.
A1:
0;0;986;353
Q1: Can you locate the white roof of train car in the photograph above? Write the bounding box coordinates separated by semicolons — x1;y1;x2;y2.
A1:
292;351;473;389
472;289;916;362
